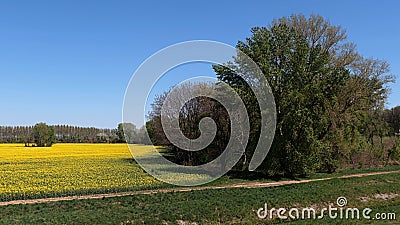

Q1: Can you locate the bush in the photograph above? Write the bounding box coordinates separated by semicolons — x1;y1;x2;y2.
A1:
388;138;400;162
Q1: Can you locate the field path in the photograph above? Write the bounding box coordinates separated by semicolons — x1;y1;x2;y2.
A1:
1;170;399;206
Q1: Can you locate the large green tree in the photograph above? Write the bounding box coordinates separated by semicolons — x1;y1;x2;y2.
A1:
32;123;56;147
214;14;394;176
145;14;395;176
117;123;137;143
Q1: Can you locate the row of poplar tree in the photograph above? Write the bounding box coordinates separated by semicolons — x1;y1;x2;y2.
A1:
0;123;149;146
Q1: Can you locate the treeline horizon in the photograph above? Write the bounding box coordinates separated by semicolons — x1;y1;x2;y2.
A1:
1;104;398;144
0;123;149;144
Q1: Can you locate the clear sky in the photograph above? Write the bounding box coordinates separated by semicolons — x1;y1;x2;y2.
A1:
1;0;399;128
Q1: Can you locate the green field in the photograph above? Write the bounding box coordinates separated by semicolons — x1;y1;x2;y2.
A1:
0;172;399;224
0;143;399;224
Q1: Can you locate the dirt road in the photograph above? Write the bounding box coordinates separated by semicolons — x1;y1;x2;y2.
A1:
1;170;399;206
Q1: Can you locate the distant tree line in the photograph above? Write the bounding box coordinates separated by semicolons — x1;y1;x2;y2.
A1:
383;106;400;135
147;14;400;177
0;123;148;145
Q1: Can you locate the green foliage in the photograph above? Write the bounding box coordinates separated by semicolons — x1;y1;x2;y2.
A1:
383;106;400;134
216;21;349;176
389;138;400;161
214;14;395;176
32;123;56;147
145;14;396;177
117;123;137;143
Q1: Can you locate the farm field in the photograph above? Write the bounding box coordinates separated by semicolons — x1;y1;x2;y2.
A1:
0;171;399;224
1;143;399;224
0;144;168;201
1;143;399;202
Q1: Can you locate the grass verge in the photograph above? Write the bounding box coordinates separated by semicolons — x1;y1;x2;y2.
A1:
0;172;399;224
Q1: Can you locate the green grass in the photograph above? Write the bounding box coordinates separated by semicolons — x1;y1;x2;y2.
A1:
0;172;399;224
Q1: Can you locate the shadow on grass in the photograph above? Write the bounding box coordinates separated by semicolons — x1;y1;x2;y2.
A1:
121;156;299;181
119;158;135;163
226;170;288;181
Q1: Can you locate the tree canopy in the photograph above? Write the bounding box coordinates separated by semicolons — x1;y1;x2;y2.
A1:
32;123;56;147
214;14;395;176
147;14;397;177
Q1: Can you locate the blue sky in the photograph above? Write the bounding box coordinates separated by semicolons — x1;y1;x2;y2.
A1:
0;0;399;128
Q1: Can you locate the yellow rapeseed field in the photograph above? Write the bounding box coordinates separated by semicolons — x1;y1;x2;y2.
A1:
0;144;164;201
